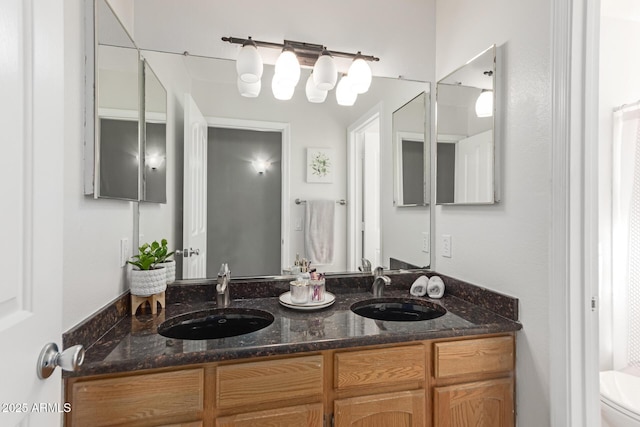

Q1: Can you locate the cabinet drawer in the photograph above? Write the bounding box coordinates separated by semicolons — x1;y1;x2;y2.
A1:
216;403;323;427
334;345;425;390
216;355;323;409
70;369;204;426
434;336;514;379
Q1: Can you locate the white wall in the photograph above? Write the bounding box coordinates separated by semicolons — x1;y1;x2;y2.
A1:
598;14;640;370
435;0;551;425
63;0;135;330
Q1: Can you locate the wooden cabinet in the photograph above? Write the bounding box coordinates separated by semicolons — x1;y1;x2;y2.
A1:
69;369;204;427
334;390;425;427
433;378;514;427
432;336;515;427
65;334;515;427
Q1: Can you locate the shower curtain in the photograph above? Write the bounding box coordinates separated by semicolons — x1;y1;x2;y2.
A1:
612;102;640;369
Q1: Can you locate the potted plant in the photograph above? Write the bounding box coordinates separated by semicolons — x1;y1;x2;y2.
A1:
151;239;175;283
128;243;166;296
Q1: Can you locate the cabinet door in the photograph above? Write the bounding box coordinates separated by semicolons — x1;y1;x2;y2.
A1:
434;378;514;427
216;403;323;427
334;390;425;427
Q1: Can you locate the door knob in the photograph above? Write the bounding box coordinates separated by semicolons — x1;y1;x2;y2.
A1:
175;248;200;257
37;343;84;379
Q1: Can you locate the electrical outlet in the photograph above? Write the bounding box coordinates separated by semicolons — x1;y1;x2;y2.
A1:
421;232;430;253
442;234;452;258
120;238;129;267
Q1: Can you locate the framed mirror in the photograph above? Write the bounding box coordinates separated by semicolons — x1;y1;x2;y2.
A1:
393;92;429;207
142;59;167;203
435;45;498;205
85;0;141;200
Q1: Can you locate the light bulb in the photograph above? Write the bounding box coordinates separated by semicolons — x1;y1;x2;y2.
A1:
312;50;337;91
475;90;493;118
274;48;300;87
305;73;327;103
348;55;372;94
336;75;357;106
236;39;263;83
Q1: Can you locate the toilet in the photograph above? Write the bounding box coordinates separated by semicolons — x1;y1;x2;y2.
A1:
601;370;640;427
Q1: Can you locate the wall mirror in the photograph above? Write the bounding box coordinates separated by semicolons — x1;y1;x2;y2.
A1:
436;45;498;205
85;0;141;200
137;52;432;280
142;59;167;203
393;92;429;207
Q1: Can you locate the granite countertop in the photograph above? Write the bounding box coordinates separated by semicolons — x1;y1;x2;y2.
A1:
65;271;522;378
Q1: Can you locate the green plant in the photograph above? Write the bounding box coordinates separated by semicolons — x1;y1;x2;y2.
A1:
127;239;174;270
151;239;174;263
128;243;157;270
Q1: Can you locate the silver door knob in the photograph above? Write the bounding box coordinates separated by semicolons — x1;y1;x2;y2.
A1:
37;343;84;379
175;248;200;257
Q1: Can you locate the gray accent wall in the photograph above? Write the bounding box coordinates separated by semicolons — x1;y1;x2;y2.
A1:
436;143;455;204
207;127;282;277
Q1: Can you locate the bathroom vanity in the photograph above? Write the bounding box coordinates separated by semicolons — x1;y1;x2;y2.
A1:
63;272;520;427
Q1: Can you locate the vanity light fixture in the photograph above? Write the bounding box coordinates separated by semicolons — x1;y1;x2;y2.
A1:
236;37;263;83
305;73;328;103
222;36;378;105
274;46;300;88
475;89;493;118
272;74;295;100
347;52;372;94
336;74;357;106
313;49;338;90
237;77;261;98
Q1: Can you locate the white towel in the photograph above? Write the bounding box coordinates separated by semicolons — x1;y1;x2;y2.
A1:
304;200;335;265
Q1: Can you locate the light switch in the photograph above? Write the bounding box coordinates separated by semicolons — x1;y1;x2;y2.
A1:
442;234;452;258
120;238;129;267
294;218;303;231
421;232;429;253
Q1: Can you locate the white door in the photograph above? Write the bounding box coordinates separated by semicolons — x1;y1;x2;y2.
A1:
182;95;208;278
0;0;65;426
454;129;493;203
347;107;382;270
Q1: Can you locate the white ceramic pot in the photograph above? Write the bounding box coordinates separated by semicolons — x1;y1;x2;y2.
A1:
130;266;166;296
159;260;176;283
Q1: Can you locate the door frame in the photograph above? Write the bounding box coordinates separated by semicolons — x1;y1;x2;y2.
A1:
204;116;291;272
347;103;383;271
549;0;601;425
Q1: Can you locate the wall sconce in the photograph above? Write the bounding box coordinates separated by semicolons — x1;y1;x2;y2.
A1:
252;159;270;174
146;154;164;170
222;37;378;106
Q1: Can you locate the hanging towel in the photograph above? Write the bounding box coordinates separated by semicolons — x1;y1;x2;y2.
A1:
304;200;335;265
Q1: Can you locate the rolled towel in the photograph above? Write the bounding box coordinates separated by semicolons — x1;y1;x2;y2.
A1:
427;276;445;299
410;275;428;297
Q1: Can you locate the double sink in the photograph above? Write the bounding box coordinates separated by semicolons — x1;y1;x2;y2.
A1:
158;297;447;341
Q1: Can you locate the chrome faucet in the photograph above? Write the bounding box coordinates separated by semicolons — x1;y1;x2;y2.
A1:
359;258;372;273
216;263;231;308
371;266;391;297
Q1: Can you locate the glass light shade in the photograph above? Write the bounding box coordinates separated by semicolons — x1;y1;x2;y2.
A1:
475;90;494;118
348;57;372;94
237;77;261;98
272;75;294;100
312;51;337;91
274;49;300;87
236;43;263;83
252;159;269;174
305;74;328;103
336;75;357;106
